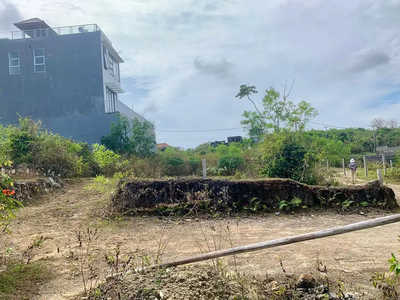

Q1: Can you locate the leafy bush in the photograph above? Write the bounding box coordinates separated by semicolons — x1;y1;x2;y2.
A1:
8;117;42;164
127;155;165;178
0;160;22;233
386;168;400;180
5;117;99;177
217;155;245;176
100;115;156;157
92;144;123;176
31;133;87;177
0;126;11;165
263;142;316;184
372;240;400;298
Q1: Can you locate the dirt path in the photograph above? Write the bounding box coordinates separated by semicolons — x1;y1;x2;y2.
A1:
2;179;400;299
338;172;400;203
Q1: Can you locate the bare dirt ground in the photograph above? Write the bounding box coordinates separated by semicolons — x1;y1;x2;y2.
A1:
2;178;400;300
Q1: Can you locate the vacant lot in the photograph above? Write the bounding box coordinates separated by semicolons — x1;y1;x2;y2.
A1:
1;178;400;299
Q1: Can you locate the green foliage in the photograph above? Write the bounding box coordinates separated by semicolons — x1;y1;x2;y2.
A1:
261;133;316;184
130;118;156;157
389;253;400;276
305;134;351;167
6;117;98;177
243;197;268;213
372;237;400;298
165;157;184;167
237;83;318;138
279;198;305;212
31;133;90;177
0;161;23;234
217;155;245;176
100;115;131;154
162;147;191;176
92;144;123;176
387;168;400;180
100;115;156;157
0;125;11;166
0;260;51;297
394;151;400;165
8;117;42;164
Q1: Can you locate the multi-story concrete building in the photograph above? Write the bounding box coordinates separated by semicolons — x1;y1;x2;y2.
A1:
0;18;152;145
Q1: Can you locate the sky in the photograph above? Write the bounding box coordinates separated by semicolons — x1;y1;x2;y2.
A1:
1;0;400;149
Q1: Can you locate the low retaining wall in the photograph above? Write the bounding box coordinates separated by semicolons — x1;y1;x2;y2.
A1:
12;177;62;202
112;178;398;213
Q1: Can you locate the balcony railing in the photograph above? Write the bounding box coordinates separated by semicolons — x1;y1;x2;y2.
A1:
11;24;112;45
105;99;147;123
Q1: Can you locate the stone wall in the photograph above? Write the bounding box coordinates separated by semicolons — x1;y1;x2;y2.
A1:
113;178;398;213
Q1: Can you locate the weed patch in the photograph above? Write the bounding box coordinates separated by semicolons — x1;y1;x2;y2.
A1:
0;260;51;299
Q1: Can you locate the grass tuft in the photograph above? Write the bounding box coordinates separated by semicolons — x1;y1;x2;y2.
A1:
0;260;52;299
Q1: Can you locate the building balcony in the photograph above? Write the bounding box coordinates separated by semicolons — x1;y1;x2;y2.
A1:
105;99;148;123
11;19;112;46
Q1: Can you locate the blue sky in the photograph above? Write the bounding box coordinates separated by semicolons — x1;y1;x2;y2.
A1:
1;0;400;148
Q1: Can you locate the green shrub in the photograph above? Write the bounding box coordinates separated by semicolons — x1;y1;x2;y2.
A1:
0;160;23;233
31;133;85;177
263;143;316;184
92;144;122;176
0;260;51;298
5;117;97;177
387;168;400;180
0;125;11;165
8;117;42;164
217;155;245;176
100;115;156;157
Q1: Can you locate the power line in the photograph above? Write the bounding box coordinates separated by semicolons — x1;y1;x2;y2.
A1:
308;121;347;129
155;127;243;133
308;121;371;129
156;122;374;134
159;138;227;141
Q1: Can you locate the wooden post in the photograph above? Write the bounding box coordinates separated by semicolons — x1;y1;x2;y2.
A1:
326;159;329;169
363;155;368;178
342;158;346;176
382;154;387;176
390;160;393;169
377;169;383;183
202;159;207;179
106;214;400;278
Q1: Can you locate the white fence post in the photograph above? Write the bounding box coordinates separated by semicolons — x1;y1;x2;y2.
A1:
363;156;368;178
202;159;207;179
382;154;387;176
342;158;346;176
377;169;383;184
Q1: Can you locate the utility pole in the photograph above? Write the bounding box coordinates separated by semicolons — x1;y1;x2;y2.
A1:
373;125;377;154
325;126;328;138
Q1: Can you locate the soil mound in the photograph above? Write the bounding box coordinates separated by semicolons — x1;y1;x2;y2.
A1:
113;178;397;213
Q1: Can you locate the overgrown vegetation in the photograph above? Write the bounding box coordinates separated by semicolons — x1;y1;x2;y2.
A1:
0;260;51;300
0;160;22;233
372;236;400;299
2;113;400;186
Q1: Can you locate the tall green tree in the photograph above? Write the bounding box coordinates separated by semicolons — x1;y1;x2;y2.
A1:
100;115;156;157
100;115;131;154
130;118;156;157
236;81;318;137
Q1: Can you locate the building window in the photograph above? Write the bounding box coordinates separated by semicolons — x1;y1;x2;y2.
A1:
8;51;20;75
103;46;108;70
34;48;45;73
105;87;118;113
108;53;120;81
108;53;114;77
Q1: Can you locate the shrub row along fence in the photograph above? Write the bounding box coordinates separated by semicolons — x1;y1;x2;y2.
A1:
112;178;398;214
326;154;396;177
